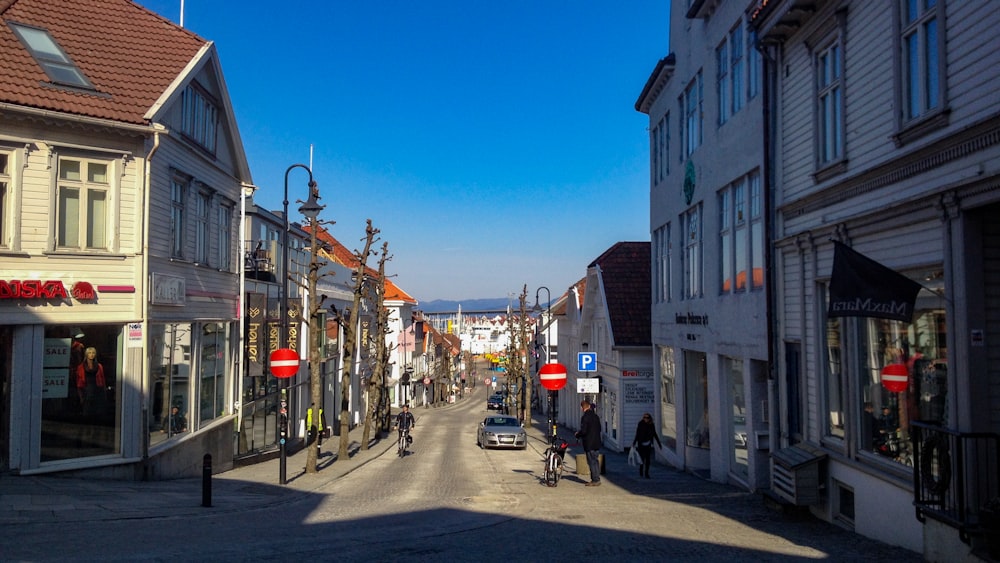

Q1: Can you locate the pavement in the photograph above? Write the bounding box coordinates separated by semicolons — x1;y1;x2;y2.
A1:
0;397;918;563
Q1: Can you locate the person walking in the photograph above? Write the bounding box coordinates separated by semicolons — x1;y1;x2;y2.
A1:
575;400;602;487
632;412;661;478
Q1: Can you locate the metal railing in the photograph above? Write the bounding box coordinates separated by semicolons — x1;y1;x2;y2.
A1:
911;421;1000;543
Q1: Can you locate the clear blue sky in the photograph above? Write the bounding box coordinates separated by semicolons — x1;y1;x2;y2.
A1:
138;1;669;302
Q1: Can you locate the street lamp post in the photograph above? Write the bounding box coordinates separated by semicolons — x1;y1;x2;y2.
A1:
533;286;554;441
279;163;319;483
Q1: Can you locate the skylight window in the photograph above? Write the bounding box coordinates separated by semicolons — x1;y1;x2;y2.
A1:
8;22;93;89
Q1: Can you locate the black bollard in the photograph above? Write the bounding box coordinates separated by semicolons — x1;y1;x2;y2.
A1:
202;453;212;507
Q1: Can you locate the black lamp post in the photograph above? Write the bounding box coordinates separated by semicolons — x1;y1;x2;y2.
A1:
279;163;317;484
533;286;555;441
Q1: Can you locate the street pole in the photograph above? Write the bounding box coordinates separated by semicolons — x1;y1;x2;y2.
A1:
534;286;552;440
280;163;316;483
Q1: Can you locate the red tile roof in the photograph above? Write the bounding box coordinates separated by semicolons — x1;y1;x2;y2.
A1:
0;0;206;124
309;224;417;305
591;242;651;347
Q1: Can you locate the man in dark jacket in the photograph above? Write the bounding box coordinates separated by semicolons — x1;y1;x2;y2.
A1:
575;400;602;486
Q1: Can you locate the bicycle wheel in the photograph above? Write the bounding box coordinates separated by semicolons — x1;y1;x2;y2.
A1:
552;455;562;486
543;451;557;487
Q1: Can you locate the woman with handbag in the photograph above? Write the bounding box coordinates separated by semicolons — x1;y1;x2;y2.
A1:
632;413;661;478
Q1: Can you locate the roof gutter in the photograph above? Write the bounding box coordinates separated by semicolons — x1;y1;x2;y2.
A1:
0;102;159;134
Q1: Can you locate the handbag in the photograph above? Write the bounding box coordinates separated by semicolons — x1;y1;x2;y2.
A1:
628;447;641;467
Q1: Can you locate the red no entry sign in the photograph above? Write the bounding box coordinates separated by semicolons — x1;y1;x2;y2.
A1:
270;348;300;378
423;377;431;386
539;362;568;391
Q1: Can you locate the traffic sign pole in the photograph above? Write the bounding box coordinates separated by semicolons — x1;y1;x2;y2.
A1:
538;363;568;443
269;348;299;485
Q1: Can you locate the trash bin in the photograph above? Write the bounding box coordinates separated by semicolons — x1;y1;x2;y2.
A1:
575;453;605;477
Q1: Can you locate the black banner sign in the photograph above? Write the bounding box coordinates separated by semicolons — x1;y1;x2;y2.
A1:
827;241;923;323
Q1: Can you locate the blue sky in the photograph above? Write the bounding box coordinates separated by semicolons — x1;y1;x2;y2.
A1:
138;1;670;302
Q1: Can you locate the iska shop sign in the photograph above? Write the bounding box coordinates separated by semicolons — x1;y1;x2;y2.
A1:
0;280;97;301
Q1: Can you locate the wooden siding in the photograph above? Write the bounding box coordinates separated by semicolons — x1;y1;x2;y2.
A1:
0;119;145;325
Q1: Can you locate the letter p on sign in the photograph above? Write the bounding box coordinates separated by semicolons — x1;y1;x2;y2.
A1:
578;352;597;372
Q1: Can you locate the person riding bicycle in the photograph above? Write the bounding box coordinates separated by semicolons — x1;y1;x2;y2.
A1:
393;404;416;437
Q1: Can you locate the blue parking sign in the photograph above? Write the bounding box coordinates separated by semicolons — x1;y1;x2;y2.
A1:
578;352;597;372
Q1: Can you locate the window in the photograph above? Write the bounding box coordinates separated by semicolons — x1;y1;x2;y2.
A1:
816;40;844;166
181;84;219;152
683;204;702;299
719;171;763;293
8;23;93;89
718;22;748;126
824;271;947;470
685;351;709;448
749;172;763;289
170;175;187;259
218;204;232;271
195;191;210;264
680;71;703;159
651;114;669;184
41;324;121;461
717;42;729;124
149;323;192;445
0;151;10;248
719;189;732;290
653;223;671;303
658;346;677;450
199;323;228;426
900;0;943;122
748;27;761;99
56;157;109;250
730;24;744;116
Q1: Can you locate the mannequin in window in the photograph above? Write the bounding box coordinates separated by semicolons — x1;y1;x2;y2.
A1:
76;346;106;417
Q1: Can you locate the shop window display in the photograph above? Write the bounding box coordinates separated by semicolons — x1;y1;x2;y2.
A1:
41;325;120;461
685;351;709;448
148;323;192;444
824;273;946;468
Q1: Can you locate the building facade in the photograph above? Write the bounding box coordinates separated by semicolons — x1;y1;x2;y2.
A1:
753;0;1000;557
1;0;251;477
636;0;770;489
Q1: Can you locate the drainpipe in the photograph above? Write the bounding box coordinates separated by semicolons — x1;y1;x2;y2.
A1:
140;126;164;478
758;36;781;460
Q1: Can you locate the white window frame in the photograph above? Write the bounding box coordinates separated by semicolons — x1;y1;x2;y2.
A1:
719;170;764;294
749;171;763;289
218;203;233;271
717;42;730;125
682;204;702;299
730;23;745;117
55;156;111;251
194;190;210;265
170;174;187;259
652;114;669;185
815;38;845;168
653;223;672;304
0;149;12;249
899;0;945;124
181;84;219;152
680;71;703;160
748;26;761;100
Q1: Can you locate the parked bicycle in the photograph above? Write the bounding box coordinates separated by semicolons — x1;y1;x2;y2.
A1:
543;438;569;487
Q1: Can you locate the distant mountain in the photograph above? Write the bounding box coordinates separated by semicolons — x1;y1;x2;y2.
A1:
419;298;513;313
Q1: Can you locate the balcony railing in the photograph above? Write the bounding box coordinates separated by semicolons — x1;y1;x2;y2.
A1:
911;421;1000;543
244;240;277;280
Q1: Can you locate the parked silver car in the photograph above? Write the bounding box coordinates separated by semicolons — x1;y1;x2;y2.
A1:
477;414;527;449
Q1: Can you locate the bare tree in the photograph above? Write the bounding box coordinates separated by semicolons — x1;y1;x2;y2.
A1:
361;241;392;449
335;220;379;460
504;285;531;422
